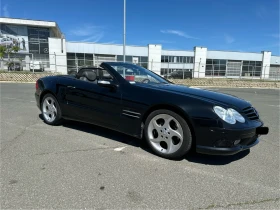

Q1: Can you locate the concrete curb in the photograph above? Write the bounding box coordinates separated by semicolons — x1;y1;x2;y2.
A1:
0;81;36;84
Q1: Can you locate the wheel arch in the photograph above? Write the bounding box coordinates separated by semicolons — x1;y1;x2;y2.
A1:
141;104;196;146
39;89;57;108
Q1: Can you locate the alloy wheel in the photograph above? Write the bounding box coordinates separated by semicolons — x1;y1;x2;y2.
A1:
42;97;57;123
147;114;184;154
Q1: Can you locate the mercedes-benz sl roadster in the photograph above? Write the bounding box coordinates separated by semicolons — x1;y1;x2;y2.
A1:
35;62;269;159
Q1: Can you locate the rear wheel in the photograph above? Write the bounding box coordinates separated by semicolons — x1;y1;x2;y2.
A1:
144;109;192;159
41;94;62;125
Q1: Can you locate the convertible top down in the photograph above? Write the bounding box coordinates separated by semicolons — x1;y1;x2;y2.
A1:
35;62;269;159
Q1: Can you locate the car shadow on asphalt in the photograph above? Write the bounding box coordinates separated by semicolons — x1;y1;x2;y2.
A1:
39;114;147;149
184;149;250;165
39;114;250;165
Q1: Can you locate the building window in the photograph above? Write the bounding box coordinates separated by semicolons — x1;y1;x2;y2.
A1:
161;56;194;63
27;27;50;55
242;60;262;77
125;56;132;62
140;56;148;63
66;53;94;71
117;55;123;61
67;60;76;67
269;65;280;79
161;56;169;63
205;59;227;76
160;68;193;79
117;55;148;68
84;54;94;66
187;57;194;63
75;53;84;59
33;54;50;68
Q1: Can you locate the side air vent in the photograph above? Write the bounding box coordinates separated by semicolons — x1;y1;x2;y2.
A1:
242;107;259;120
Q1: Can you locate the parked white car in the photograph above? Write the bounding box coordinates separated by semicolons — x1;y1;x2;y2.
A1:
30;61;45;72
0;37;13;47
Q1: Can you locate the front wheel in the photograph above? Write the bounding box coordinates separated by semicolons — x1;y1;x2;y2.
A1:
41;94;62;125
144;109;192;159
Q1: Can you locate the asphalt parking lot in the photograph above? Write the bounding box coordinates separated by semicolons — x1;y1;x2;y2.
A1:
1;83;279;209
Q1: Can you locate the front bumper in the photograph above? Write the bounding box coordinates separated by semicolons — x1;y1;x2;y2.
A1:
195;125;269;156
196;138;259;155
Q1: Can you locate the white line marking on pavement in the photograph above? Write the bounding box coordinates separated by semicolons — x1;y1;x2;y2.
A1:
3;97;18;100
2;97;35;102
114;146;127;152
267;105;280;107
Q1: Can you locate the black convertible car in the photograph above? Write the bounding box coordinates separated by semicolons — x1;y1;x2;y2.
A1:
35;62;269;159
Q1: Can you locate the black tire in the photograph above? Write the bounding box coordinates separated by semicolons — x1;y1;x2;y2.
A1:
41;93;63;125
144;109;192;160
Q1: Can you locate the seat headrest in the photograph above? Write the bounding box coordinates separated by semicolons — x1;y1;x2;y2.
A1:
83;71;97;81
97;69;104;77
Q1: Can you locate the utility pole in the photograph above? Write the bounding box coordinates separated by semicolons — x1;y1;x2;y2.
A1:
123;0;126;62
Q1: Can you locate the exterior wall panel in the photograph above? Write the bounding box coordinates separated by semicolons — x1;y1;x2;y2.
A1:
162;50;194;56
270;56;279;65
49;38;67;74
207;51;263;61
66;42;148;56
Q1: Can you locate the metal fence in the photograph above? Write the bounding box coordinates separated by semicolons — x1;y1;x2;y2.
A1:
0;53;52;72
1;54;280;81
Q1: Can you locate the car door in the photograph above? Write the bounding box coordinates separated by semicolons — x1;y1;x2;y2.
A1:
61;71;122;130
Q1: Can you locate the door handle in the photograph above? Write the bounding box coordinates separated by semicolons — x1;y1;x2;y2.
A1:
67;86;76;89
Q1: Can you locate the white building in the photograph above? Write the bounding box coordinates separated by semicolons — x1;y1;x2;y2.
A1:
1;17;279;79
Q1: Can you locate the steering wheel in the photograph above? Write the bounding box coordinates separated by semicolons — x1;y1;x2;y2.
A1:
141;78;150;83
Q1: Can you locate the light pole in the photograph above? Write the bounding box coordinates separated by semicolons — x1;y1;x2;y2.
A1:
123;0;126;62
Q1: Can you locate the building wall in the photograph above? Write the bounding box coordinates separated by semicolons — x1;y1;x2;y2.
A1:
64;42;280;78
66;42;148;56
49;38;67;74
148;44;162;75
270;56;280;65
0;19;62;72
193;47;207;78
261;51;271;79
161;50;194;56
207;50;263;61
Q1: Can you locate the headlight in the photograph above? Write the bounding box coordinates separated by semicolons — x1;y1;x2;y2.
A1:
228;108;245;123
213;106;245;124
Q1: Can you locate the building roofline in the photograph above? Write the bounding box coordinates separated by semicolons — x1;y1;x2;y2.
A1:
0;17;63;38
0;17;56;24
66;41;148;48
207;49;263;54
161;48;194;53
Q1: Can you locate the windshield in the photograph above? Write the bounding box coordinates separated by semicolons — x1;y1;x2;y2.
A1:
109;63;169;84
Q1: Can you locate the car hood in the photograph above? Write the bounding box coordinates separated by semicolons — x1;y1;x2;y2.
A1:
146;83;251;110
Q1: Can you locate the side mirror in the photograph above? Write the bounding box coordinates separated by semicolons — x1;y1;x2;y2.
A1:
97;80;117;89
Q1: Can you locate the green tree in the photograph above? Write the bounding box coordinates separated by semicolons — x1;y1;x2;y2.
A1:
0;46;7;70
0;45;21;70
5;46;21;71
6;46;20;59
0;45;7;60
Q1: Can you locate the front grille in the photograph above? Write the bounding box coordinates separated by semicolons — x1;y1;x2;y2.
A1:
242;106;259;120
